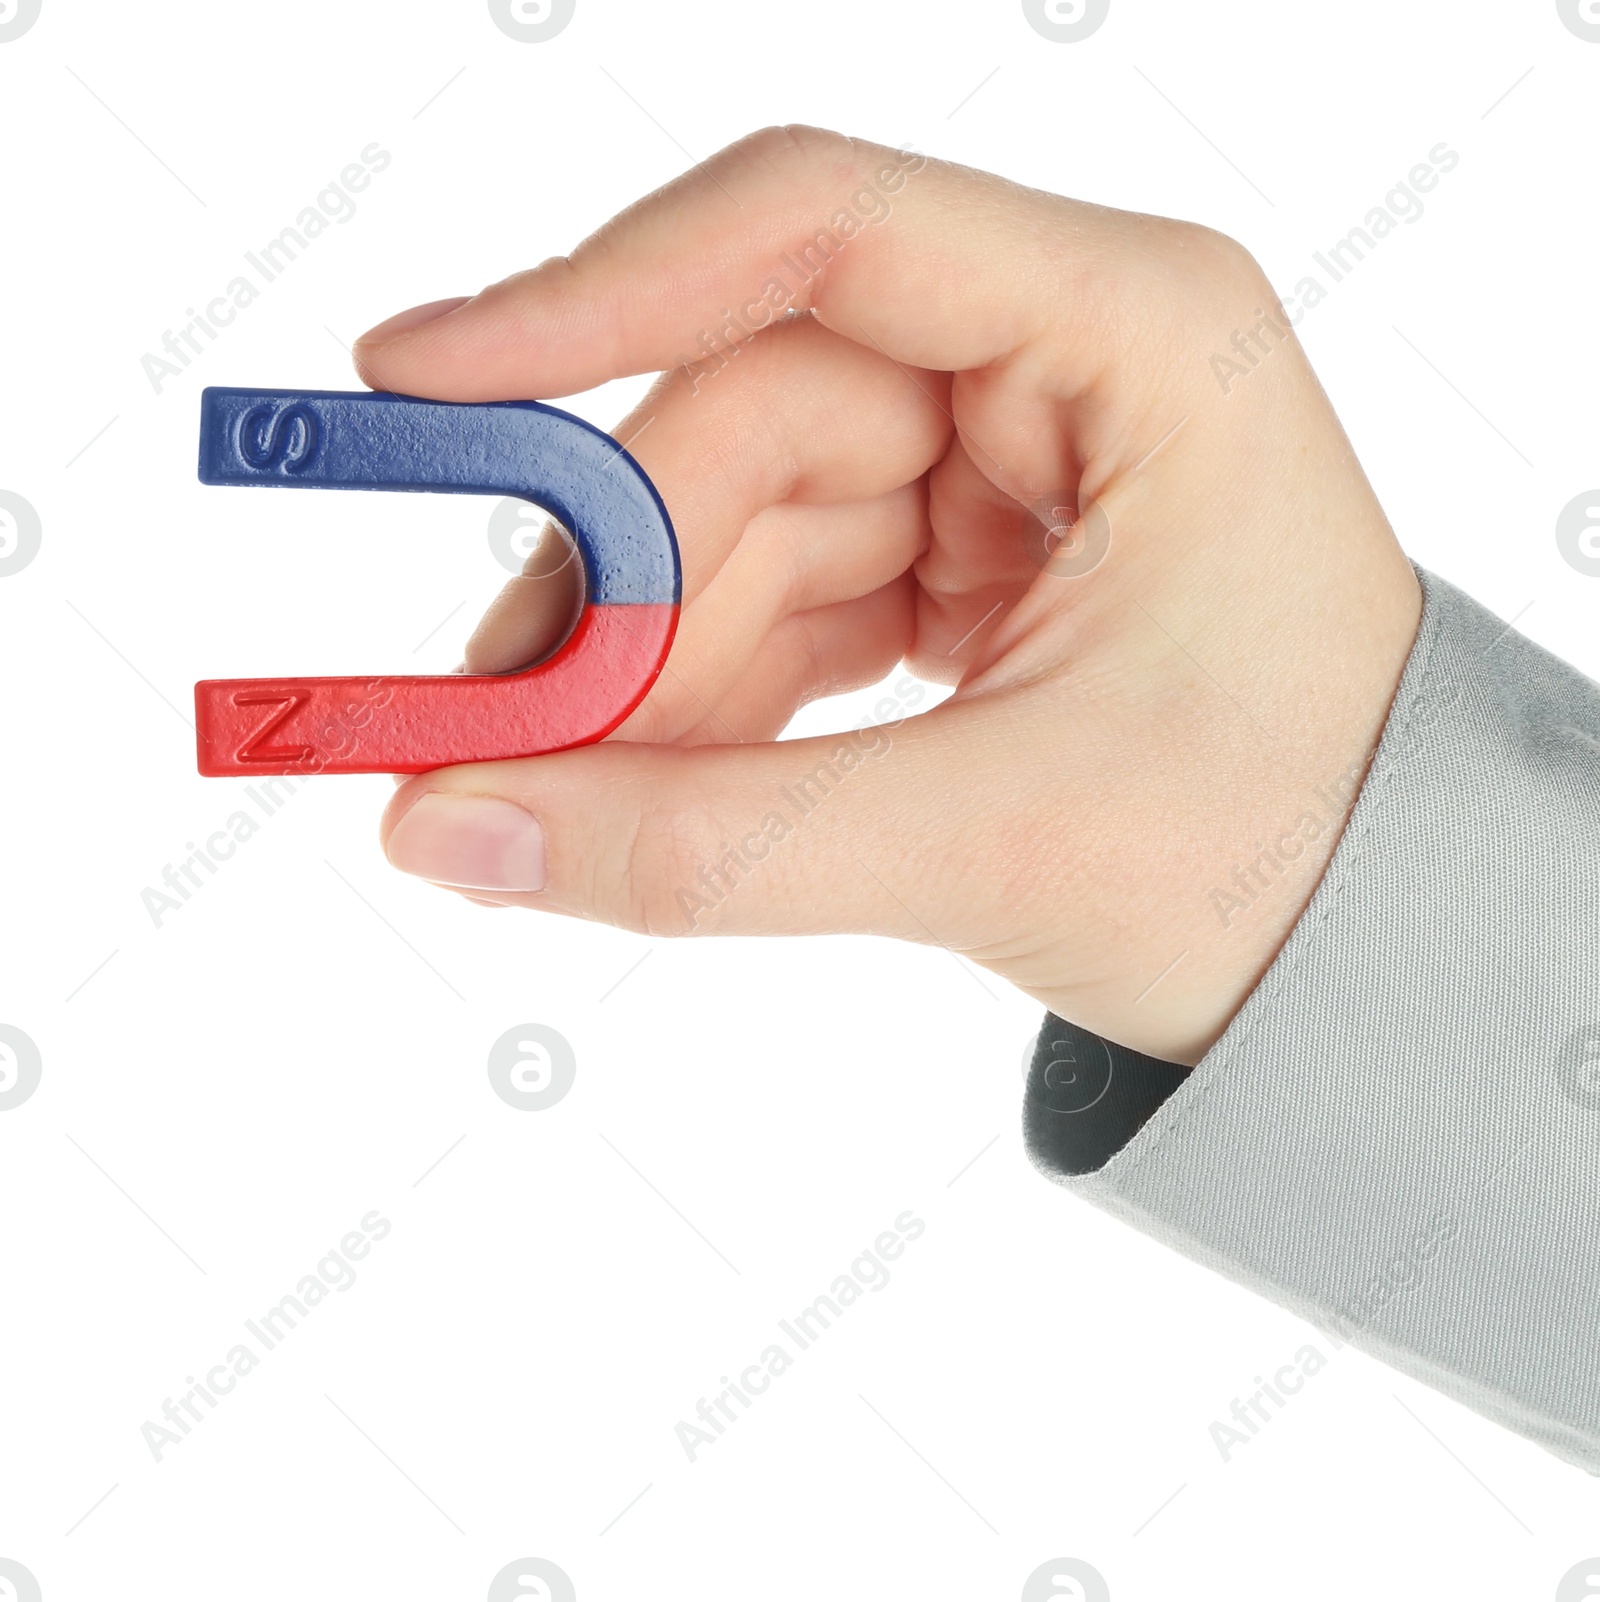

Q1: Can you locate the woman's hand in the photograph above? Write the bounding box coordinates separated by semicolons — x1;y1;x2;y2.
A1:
355;125;1421;1066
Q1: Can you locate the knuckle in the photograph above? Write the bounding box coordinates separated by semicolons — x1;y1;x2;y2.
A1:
776;610;826;692
609;781;710;937
1163;219;1270;298
1085;218;1278;384
736;504;809;614
721;123;858;186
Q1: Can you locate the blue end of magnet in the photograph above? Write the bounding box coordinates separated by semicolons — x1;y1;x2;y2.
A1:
197;387;680;607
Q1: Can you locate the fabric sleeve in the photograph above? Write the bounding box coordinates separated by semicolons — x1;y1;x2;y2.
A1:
1023;564;1600;1474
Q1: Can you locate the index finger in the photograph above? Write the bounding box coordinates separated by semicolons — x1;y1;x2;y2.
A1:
353;124;1158;403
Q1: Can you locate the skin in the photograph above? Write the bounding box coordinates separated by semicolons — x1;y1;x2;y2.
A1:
356;125;1422;1068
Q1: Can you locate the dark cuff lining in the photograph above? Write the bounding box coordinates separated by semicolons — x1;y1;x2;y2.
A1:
1023;1013;1190;1177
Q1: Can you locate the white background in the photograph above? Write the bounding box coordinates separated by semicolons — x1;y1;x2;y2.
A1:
2;1;1599;1598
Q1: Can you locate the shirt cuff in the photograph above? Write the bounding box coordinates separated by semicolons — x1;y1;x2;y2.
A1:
1022;564;1600;1474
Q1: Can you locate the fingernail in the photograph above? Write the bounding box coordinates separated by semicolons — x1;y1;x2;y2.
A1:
355;295;473;348
386;793;546;892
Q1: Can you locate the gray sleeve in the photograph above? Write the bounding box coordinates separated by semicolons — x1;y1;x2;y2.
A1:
1023;565;1600;1474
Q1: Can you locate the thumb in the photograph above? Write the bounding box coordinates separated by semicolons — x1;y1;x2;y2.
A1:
378;706;989;943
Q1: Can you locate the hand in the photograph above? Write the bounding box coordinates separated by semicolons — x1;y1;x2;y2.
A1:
354;125;1421;1067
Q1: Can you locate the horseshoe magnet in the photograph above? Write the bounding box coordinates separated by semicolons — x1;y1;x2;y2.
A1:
193;387;680;776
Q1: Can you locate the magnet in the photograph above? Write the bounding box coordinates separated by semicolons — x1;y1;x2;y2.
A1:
193;388;680;776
